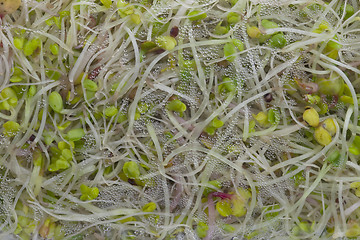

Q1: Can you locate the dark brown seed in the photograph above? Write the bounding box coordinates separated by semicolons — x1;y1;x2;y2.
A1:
217;60;230;68
153;48;166;54
128;87;138;99
264;93;273;102
88;66;101;80
168;95;177;101
29;134;36;142
128;178;137;185
170;26;179;38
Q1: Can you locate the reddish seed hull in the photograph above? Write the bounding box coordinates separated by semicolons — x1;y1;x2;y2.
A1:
170;26;179;38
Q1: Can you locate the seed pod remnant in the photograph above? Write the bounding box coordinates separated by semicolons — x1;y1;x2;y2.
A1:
264;93;273;102
170;26;179;38
0;0;21;17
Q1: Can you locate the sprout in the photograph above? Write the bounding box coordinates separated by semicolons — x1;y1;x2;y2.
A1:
321;118;336;136
58;140;74;150
326;150;341;166
247;26;261;38
142;202;156;212
203;180;221;196
27;85;36;98
80;184;99;201
298;222;311;233
3;121;20;137
224;42;237;62
316;73;344;96
221;224;235;233
340;4;354;20
314;126;332;146
211;117;224;128
0;87;18;110
166;99;186;113
349;136;360;155
253;111;269;127
39;219;51;238
340;95;353;104
346;222;360;238
218;78;236;93
48;142;74;172
9;75;23;83
324;38;342;59
261;19;279;29
231;195;248;217
117;112;127;123
100;0;112;8
267;108;280;125
350;182;360;197
23;38;41;56
48;92;64;113
214;23;228;35
196;222;209;238
155;36;177;51
66;128;85;141
227;12;240;24
14;37;25;50
104;106;118;117
187;10;207;21
304;94;321;104
232;39;244;51
130;14;141;24
216;200;232;217
303;107;319;127
210;189;251;218
50;43;59;55
117;0;134;17
2;0;360;239
83;79;98;92
269;33;287;48
123;161;140;179
205;117;224;135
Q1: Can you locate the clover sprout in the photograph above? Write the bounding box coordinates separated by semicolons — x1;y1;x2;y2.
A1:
1;0;360;239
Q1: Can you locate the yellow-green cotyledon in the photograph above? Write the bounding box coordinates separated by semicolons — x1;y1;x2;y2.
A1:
0;0;21;17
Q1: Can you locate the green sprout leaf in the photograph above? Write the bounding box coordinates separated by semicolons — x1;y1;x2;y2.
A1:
3;121;20;137
100;0;112;8
142;202;157;212
155;36;177;51
166;99;186;113
48;91;64;113
261;19;279;29
227;12;240;24
123;161;140;179
224;42;237;62
196;222;209;238
216;200;232;217
66;128;85;141
104;106;118;117
269;33;287;48
188;10;207;21
80;184;99;201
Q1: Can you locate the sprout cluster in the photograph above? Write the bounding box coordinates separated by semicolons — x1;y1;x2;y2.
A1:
1;0;360;239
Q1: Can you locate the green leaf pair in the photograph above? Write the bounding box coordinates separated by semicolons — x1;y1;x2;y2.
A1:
0;87;18;111
80;184;99;201
205;117;224;135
